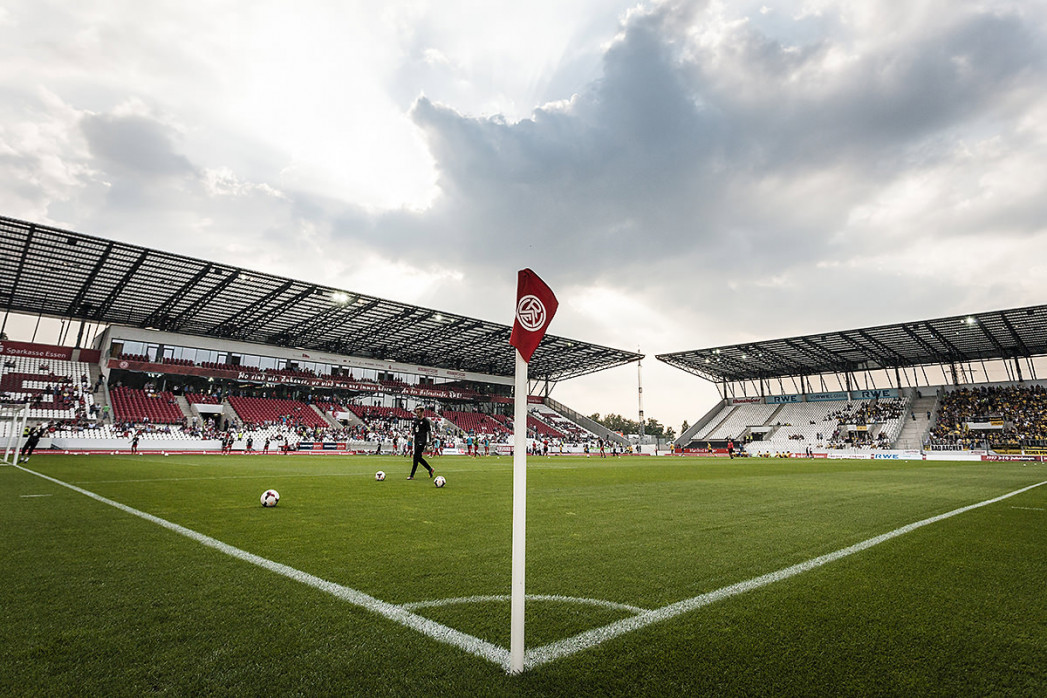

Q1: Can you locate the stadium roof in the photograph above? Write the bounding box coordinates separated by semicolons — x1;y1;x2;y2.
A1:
656;304;1047;383
0;215;641;382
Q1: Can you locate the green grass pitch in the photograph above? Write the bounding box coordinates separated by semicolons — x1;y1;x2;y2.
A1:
2;453;1046;696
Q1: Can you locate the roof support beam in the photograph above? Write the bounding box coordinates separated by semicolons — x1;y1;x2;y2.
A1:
856;329;909;368
240;284;321;338
92;249;150;320
790;337;850;374
901;324;948;365
64;241;114;317
975;317;1010;358
209;279;294;337
166;269;242;332
998;312;1032;358
344;307;427;347
921;322;963;360
5;223;36;312
140;264;213;329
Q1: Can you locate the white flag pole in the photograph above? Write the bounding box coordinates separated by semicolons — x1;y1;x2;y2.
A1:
510;348;528;674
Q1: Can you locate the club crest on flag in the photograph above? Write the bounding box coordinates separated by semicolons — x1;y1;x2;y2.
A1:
516;295;546;331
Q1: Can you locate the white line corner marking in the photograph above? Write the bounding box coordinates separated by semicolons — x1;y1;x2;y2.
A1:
14;464;1045;674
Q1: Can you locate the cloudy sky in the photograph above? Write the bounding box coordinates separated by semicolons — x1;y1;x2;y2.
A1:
2;0;1047;433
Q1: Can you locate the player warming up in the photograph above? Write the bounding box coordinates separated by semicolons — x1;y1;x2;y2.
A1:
408;405;435;480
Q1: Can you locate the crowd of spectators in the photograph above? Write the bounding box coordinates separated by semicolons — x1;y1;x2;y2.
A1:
929;385;1047;448
822;398;906;449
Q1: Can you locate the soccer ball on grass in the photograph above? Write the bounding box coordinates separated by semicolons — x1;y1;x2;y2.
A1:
375;471;386;481
434;475;446;488
260;489;280;507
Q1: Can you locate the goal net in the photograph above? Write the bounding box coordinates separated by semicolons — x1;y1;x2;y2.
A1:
0;403;29;465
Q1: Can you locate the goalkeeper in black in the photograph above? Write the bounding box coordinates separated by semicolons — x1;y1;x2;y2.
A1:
408;405;435;480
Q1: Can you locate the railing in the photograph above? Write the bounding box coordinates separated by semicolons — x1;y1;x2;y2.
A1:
542;397;627;445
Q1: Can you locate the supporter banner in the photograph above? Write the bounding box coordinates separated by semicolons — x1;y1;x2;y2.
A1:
807;391;848;402
527;396;544;404
982;454;1042;462
766;394;802;405
966;421;1004;431
108;358;466;398
403;386;467;400
852;388;898;400
998;447;1047;456
730;397;763;404
0;341;74;361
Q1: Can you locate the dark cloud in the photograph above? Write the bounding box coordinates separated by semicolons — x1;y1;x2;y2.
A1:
394;0;1047;334
81;112;196;178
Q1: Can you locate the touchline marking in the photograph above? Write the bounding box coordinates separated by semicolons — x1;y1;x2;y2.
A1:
523;479;1047;671
13;464;509;669
1010;506;1045;511
20;493;52;497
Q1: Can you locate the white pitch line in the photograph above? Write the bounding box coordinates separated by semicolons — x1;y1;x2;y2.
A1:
13;462;1046;675
401;594;649;615
20;493;52;498
12;463;510;669
1010;506;1045;511
524;479;1047;671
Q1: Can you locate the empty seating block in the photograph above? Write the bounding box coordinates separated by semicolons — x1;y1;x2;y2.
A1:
0;355;95;419
227;396;328;429
442;410;510;436
110;387;184;424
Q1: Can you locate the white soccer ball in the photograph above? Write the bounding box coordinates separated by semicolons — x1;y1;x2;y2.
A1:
260;489;280;507
434;475;446;488
375;470;386;481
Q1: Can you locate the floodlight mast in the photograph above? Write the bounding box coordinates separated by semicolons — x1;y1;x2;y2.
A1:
637;351;645;446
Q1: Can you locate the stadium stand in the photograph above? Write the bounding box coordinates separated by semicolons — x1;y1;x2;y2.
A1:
530;403;596;441
694;401;774;441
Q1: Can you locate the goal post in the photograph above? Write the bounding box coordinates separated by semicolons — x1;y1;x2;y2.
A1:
1;403;30;465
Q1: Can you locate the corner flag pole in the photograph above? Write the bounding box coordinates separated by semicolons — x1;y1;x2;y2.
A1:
510;348;528;674
507;268;558;675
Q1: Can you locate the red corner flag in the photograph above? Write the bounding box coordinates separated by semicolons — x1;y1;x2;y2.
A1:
509;269;558;363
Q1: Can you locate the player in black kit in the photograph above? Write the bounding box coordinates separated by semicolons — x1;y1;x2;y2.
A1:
408;405;435;480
